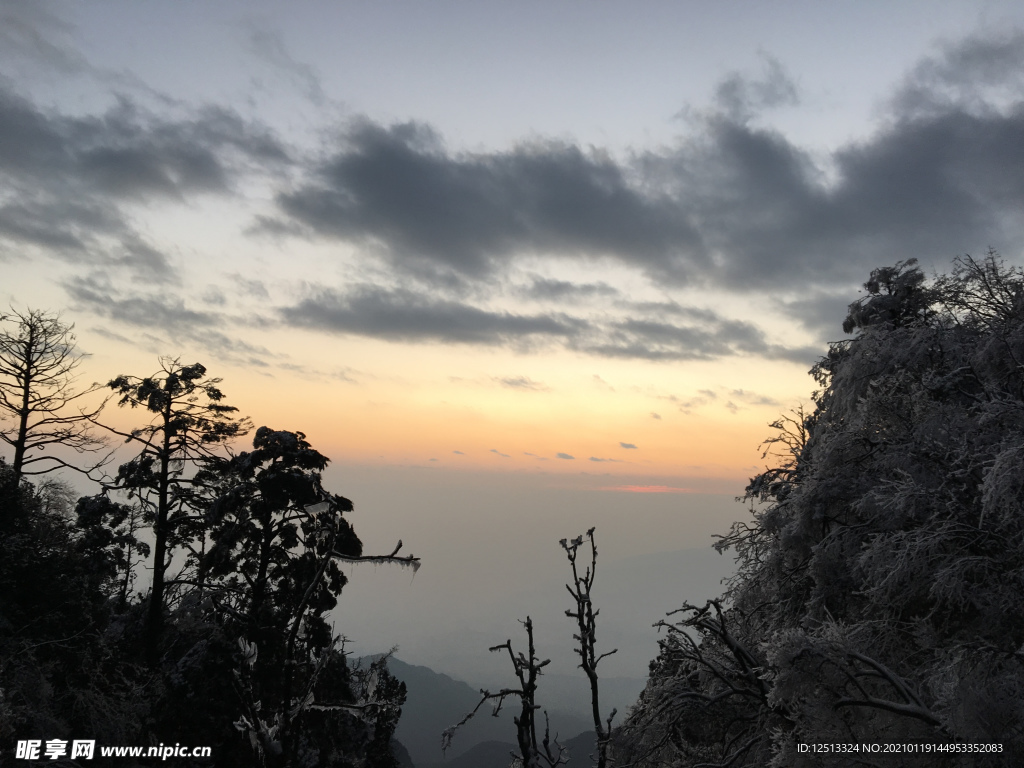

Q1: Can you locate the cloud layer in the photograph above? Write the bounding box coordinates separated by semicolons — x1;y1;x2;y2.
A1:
4;19;1024;364
261;35;1024;302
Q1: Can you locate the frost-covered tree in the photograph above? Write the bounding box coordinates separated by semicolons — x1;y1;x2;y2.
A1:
620;254;1024;767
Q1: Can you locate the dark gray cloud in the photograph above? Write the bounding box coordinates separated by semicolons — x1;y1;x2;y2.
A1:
265;119;702;283
556;452;575;460
246;25;326;106
281;285;582;346
0;0;179;98
521;276;620;302
67;277;220;331
7;21;1023;363
64;277;276;368
262;36;1024;297
278;284;815;362
0;83;288;279
112;234;178;284
729;388;781;407
712;54;799;123
891;32;1024;119
620;442;637;449
0;0;90;77
778;289;855;340
228;274;272;300
578;315;819;363
0;87;286;200
666;386;780;414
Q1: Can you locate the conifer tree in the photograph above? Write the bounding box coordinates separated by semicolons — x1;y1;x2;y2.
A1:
104;358;250;661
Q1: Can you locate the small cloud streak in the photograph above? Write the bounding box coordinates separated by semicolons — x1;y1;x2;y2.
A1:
619;442;638;449
556;452;575;460
490;448;510;458
494;375;549;391
452;450;464;455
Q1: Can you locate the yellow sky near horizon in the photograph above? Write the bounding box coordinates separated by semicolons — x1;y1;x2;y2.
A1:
76;319;815;483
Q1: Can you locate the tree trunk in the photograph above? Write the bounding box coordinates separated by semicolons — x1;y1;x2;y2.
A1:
144;396;173;665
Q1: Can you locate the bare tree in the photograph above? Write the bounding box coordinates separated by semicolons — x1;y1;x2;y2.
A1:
0;308;108;486
446;529;616;768
443;617;567;768
561;528;617;768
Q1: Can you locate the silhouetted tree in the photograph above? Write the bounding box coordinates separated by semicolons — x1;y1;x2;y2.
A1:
0;308;107;493
0;461;147;754
0;333;417;765
446;529;618;768
443;617;567;768
104;357;250;662
195;427;415;767
561;529;616;768
74;494;149;608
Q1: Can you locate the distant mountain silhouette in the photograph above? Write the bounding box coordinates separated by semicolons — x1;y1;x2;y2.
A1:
359;656;591;767
358;548;735;766
420;740;516;768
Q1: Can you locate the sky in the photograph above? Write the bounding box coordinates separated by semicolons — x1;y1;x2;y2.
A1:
3;0;1024;690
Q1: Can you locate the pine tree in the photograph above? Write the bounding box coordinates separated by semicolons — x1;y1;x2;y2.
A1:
104;358;250;662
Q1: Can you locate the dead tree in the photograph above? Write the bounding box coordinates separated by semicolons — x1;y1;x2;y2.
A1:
442;617;567;768
0;308;108;487
561;528;617;768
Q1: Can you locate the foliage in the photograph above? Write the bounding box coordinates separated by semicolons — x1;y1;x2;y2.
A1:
2;336;413;767
74;494;150;608
0;460;148;757
205;427;361;764
103;357;251;659
619;253;1024;767
150;427;411;767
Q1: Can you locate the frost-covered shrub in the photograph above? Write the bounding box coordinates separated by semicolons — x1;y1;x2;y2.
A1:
619;254;1024;767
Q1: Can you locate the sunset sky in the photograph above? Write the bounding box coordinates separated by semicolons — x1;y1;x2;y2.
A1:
4;0;1024;686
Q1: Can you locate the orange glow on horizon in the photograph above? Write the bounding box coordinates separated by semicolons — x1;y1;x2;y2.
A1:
599;484;697;493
